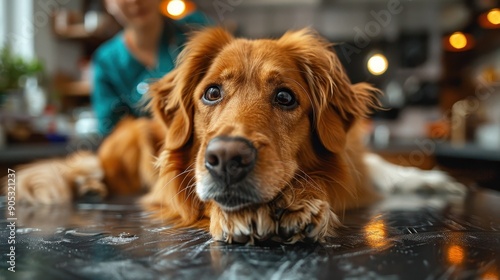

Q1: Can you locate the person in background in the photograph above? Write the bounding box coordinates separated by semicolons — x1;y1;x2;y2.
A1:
92;0;212;136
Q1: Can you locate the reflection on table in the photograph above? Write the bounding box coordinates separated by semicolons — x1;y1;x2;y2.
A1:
1;189;499;279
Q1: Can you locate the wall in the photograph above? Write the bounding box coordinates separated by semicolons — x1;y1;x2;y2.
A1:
1;0;83;77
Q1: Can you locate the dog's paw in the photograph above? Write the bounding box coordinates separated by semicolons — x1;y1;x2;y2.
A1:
18;180;72;205
74;172;108;200
409;170;466;195
386;168;467;195
209;205;276;244
11;153;107;205
275;199;340;244
365;153;467;195
14;163;73;205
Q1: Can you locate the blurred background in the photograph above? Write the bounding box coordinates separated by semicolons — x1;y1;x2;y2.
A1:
0;0;499;189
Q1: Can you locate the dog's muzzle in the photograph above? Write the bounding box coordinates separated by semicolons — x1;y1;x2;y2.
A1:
205;136;256;186
201;136;265;211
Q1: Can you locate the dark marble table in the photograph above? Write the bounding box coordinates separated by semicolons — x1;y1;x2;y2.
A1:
1;188;499;280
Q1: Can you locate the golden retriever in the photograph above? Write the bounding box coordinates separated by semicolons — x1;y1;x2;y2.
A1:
11;27;463;244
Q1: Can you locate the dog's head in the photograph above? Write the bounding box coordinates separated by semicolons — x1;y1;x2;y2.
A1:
151;28;379;212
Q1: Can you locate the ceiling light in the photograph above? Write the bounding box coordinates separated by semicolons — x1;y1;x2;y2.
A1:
167;0;186;17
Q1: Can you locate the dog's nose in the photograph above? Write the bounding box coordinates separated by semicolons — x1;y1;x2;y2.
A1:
205;137;256;185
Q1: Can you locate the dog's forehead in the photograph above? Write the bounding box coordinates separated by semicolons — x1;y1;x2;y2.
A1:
214;39;296;76
203;39;306;90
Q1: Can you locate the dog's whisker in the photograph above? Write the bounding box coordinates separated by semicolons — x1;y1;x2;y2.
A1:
156;163;196;211
178;164;197;190
176;173;198;205
157;162;196;192
182;178;200;204
295;169;327;195
167;169;196;200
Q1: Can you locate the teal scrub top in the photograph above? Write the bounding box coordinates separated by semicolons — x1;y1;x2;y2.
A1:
91;12;212;136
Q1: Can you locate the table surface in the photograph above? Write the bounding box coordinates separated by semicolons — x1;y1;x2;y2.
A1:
1;189;499;280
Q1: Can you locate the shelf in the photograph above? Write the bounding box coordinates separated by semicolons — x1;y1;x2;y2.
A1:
56;80;91;97
55;23;95;40
52;11;120;41
54;23;116;41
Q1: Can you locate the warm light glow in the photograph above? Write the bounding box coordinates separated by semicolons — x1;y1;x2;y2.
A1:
447;245;465;265
444;32;475;52
487;9;500;25
364;219;388;248
167;0;186;16
479;9;500;29
449;32;467;50
160;0;195;19
483;271;499;280
367;54;388;75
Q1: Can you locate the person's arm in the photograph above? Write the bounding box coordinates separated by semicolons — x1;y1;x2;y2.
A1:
91;59;128;137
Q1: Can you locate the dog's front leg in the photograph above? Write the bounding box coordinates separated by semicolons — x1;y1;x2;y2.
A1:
209;191;341;244
272;186;341;244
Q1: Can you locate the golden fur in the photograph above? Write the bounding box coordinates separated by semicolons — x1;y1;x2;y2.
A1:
13;151;106;205
11;28;386;244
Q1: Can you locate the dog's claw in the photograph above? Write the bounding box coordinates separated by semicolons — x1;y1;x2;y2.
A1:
305;223;315;235
232;234;250;244
274;208;285;220
303;236;317;243
278;226;295;241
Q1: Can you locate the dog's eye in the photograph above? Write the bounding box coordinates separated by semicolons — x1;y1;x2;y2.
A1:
202;86;223;104
273;89;298;109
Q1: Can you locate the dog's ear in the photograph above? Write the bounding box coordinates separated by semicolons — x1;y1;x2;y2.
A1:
150;28;233;150
278;28;380;153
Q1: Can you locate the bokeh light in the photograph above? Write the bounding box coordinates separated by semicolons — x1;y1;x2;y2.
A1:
449;32;467;50
487;8;500;25
367;53;388;75
447;245;465;265
364;219;389;248
167;0;186;17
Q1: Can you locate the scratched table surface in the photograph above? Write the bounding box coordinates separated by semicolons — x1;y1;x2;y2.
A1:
1;188;499;280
